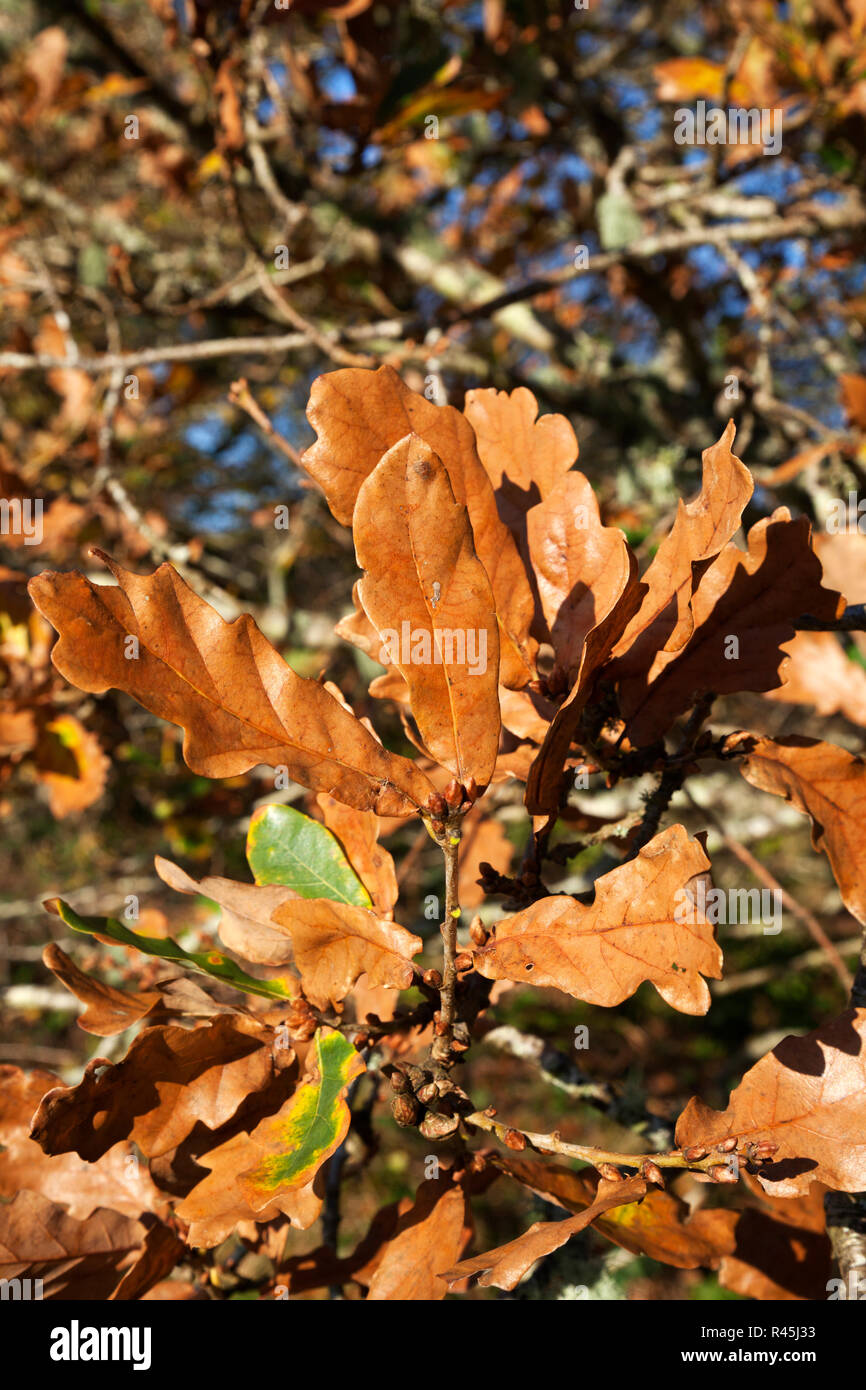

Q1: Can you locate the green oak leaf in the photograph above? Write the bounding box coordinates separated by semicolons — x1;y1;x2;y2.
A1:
45;898;296;1003
239;1027;365;1201
246;803;372;907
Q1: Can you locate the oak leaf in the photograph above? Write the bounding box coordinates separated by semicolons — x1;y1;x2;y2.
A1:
176;1028;363;1247
42;942;162;1035
28;550;434;817
497;1155;736;1269
439;1175;646;1291
0;1065;166;1221
155;855;300;970
767;631;866;724
621;513;843;746
738;735;866;925
611;421;752;683
525;549;644;815
316;792;399;915
269;896;421;1009
354;434;501;788
0;1191;145;1300
473;824;721;1014
366;1174;471;1301
676;1008;866;1197
526;470;636;681
30;1015;289;1161
303;365;536;686
463;386;578;503
719;1187;832;1302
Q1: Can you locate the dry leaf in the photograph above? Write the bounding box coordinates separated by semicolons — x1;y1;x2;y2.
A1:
0;1065;165;1220
0;1191;145;1300
676;1008;866;1197
525;550;644;815
473;825;721;1013
497;1155;736;1269
303;365;536;686
526;471;635;680
316;792;399;915
621;512;842;746
439;1175;646;1291
42;943;162;1035
367;1174;471;1300
738;735;866;925
612;421;753;681
767;631;866;724
354;434;501;787
269;896;421;1009
30;1016;288;1161
155;856;300;970
28;551;434;816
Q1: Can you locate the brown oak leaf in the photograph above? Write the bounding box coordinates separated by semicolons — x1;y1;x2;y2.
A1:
473;824;721;1013
30;1016;288;1161
676;1008;866;1197
303;364;536;686
738;735;866;925
439;1175;646;1291
354;434;501;788
28;551;434;817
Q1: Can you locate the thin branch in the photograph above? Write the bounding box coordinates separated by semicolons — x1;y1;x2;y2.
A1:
228;378;304;467
464;1109;747;1179
687;788;853;992
443;204;866;328
796;604;866;633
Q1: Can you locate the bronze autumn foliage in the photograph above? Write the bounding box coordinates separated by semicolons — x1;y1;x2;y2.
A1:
6;366;866;1302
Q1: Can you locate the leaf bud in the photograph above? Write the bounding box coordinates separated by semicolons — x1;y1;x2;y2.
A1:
753;1140;779;1160
598;1163;623;1181
683;1145;709;1163
641;1159;665;1186
708;1163;738;1184
391;1094;420;1127
469;917;488;946
503;1129;527;1151
420;1112;460;1141
443;778;463;809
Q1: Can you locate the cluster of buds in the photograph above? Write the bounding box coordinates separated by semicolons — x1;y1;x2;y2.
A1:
423;778;478;839
431;1016;471;1053
387;1061;473;1139
678;1135;778;1183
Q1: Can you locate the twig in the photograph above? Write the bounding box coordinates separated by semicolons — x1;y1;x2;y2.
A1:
430;817;462;1070
464;1110;741;1178
712;937;862;996
228;378;303;467
687;789;853;992
796;604;866;633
